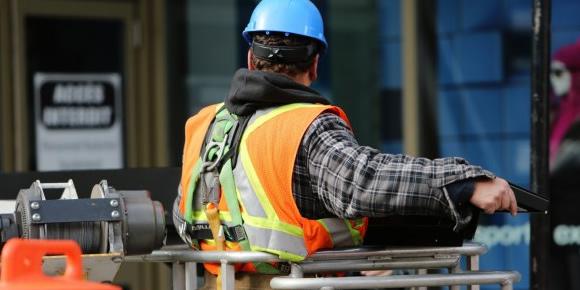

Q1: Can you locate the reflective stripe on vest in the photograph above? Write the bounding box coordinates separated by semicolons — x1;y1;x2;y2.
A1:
182;103;367;263
318;218;358;248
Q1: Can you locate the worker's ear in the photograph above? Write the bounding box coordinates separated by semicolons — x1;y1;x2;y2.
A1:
308;54;319;82
247;49;255;70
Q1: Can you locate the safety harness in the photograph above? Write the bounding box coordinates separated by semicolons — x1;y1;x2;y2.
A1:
181;106;283;288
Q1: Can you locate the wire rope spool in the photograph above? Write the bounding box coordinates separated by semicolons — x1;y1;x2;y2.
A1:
14;186;42;240
90;182;113;254
14;181;103;253
44;222;102;254
9;180;166;256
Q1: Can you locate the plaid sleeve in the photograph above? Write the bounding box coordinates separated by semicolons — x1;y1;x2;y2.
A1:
304;113;495;230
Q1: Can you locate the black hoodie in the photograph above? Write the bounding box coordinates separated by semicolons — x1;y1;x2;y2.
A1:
224;69;330;116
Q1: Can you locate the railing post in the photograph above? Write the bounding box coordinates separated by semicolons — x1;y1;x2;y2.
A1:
290;263;304;278
220;261;235;290
172;262;185;290
184;262;198;290
467;255;480;290
450;263;461;290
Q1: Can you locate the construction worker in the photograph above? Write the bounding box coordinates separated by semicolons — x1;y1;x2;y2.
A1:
172;0;518;289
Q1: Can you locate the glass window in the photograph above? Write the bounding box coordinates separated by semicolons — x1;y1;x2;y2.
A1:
378;0;403;154
434;1;532;288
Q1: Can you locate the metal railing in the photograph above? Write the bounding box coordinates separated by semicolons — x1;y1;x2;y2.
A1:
125;242;520;290
271;272;520;290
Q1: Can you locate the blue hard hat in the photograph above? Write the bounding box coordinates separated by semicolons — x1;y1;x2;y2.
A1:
243;0;328;50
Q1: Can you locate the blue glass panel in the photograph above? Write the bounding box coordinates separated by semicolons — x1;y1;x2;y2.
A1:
380;41;402;89
463;138;504;175
476;215;530;290
504;85;531;135
438;138;465;158
438;89;462;136
503;0;532;31
381;140;403;155
552;30;580;53
460;87;503;135
503;138;531;186
454;32;503;84
437;0;459;34
378;0;400;39
461;0;503;31
438;37;454;86
552;1;580;29
439;33;504;85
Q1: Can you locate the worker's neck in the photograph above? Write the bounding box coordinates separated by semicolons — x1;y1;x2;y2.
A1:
293;73;312;87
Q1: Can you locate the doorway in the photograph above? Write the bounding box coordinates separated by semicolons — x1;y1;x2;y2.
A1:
0;0;169;172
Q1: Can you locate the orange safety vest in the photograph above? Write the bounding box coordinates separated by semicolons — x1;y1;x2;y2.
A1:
178;103;368;274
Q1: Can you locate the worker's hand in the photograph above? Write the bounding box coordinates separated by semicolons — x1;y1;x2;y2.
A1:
469;177;518;216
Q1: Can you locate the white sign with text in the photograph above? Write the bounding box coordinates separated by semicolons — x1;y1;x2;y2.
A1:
34;73;123;171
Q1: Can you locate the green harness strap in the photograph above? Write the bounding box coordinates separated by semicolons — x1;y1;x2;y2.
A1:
184;107;233;225
185;108;280;274
184;159;202;250
219;159;280;274
185;160;203;224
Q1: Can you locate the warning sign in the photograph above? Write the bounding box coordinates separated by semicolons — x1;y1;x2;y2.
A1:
34;73;124;171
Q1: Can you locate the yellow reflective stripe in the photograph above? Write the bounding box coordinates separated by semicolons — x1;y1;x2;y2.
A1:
250;245;305;262
317;218;357;247
230;103;339;262
245;103;323;133
317;219;341;248
200;225;307;261
320;217;365;247
235;187;248;214
242;214;303;237
318;219;330;232
234;167;268;218
345;220;363;246
238;150;277;219
238;103;325;221
244;225;307;257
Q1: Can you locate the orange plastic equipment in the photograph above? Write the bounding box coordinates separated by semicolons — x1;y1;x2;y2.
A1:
0;239;120;290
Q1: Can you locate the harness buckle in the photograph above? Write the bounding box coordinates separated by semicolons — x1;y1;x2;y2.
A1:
223;225;248;242
202;134;229;173
200;171;221;205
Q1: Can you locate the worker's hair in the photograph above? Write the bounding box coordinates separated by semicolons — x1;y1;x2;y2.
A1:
250;33;318;77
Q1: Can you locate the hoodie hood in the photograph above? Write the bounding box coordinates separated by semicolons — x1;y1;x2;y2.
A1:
224;68;330;116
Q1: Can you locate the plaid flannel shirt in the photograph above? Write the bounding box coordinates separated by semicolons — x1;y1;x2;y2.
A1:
173;112;495;234
292;113;495;230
